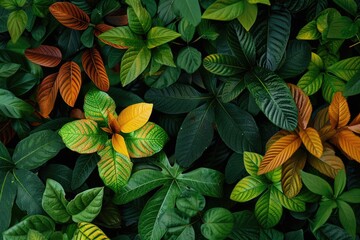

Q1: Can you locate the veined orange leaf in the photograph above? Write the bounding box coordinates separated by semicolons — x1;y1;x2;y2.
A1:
74;222;110;240
82;48;110;91
265;130;290;150
288;84;312;129
313;107;329;131
59;119;108;154
281;149;306;198
94;24;128;49
49;2;90;30
319;125;337;142
37;72;59;117
25;45;62;67
337;129;360;162
298;127;323;158
259;133;302;174
328;92;350;129
350;113;360;125
308;144;344;178
112;133;129;158
58;61;82;107
348;113;360;134
97;141;133;191
118;103;153;133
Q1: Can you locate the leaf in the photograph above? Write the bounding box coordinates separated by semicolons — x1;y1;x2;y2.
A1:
97;141;133;191
94;24;128;49
245;67;298;131
203;54;246;76
336;129;360;162
3;215;55;239
118;102;153;133
237;1;257;31
0;138;13;170
0;171;16;233
175;103;215;167
287;83;312;129
49;2;90;30
81;48;109;91
343;70;360;97
37;73;59;117
339;189;360;203
202;0;244;21
176;189;205;217
174;0;201;26
230;176;267;202
297;71;323;96
296;20;321;40
272;186;305;212
112;133;129;157
228;210;260;240
176;46;202;74
314;107;329;131
258;133;302;174
146;27;181;49
71;153;99;190
0;88;34;118
98;26;143;48
334;169;346;198
126;0;152;34
300;171;333;197
255;188;283;228
337;200;356;238
328;92;350;129
243;151;263;176
0;63;20;78
120;46;151;86
12;130;64;170
7;10;27;43
42;179;70;223
58;61;82;107
333;0;357;16
327;57;360;81
59;119;108;154
27;229;46;240
84;88;116;125
73;222;110;240
298;128;323;158
315;223;353;240
25;45;62;68
322;74;345;103
215;102;260;153
201;208;234;240
67;187;104;222
220;79;246;103
124;122;168;158
327;16;357;39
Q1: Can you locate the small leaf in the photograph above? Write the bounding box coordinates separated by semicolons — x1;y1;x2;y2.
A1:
237;1;257;31
312;201;337;232
118;102;153;133
25;45;62;68
337;200;356;238
58;61;82;107
230;176;267;202
82;48;109;91
272;186;305;212
0;63;20;78
334;169;346;197
287;83;312;129
176;46;202;74
37;73;59;117
201;208;234;240
243;151;263;176
126;0;152;34
0;88;34;119
202;0;244;21
255;188;283;228
49;2;90;30
203;54;246;76
73;222;110;240
112;133;129;157
298;127;323;158
300;171;333;198
146;26;181;49
336;129;360;162
322;74;345;103
328;92;350;129
7;10;27;43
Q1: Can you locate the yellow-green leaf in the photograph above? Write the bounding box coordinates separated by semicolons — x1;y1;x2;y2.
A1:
230;176;267;202
243;151;262;176
296;20;320;40
73;222;109;240
7;10;27;43
118;102;153;133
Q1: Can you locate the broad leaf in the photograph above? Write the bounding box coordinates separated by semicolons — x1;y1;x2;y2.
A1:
146;27;181;49
312;200;337;231
58;61;82;107
7;10;27;43
333;0;357;16
230;176;267;202
98;26;144;48
237;1;257;31
344;70;360;97
126;0;152;34
296;20;321;40
339;189;360;203
201;208;234;240
297;71;323;96
0;63;20;78
49;2;90;30
336;130;360;162
255;188;283;228
300;171;333;198
118;103;153;133
25;45;62;67
328;92;350;129
308;145;344;178
322;74;345;103
176;189;205;217
94;24;129;49
0;89;33;118
37;73;59;117
82;48;109;91
315;223;353;240
71;154;99;190
220;79;246;103
202;0;244;21
174;0;201;26
327;57;360;81
273;186;305;212
0;171;16;233
176;46;202;74
243;151;262;176
84;88;116;125
288;83;312;129
298;128;323;158
203;54;246;76
73;222;110;240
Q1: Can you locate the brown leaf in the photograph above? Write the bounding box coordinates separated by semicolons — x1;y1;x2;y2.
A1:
288;83;312;129
259;133;302;174
94;24;128;49
57;62;82;107
37;72;59;117
49;2;90;30
350;113;360;126
298;127;323;158
328;92;350;129
82;48;110;91
104;9;128;26
313;107;329;131
70;108;85;119
281;149;306;198
319;125;337;142
25;45;62;67
0;120;15;145
337;129;360;162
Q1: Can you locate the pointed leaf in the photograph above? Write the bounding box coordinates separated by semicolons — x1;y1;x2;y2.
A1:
322;74;345;103
243;151;263;176
299;127;323;158
126;0;152;34
220;79;246;103
37;73;59;117
25;45;62;68
146;26;181;49
174;0;201;26
337;129;360;162
288;83;312;129
312;200;337;231
94;24;128;49
112;133;129;157
329;92;350;129
84;88;116;125
203;54;246;76
59;119;108;154
296;20;321;40
237;1;257;31
300;171;333;197
7;10;27;43
314;107;329;131
49;2;90;30
73;222;110;240
202;0;244;21
0;88;34;118
118;102;153;133
82;48;109;91
297;71;323;96
333;0;357;16
327;57;360;81
337;200;356;238
245;67;298;131
255;188;283;228
71;154;99;190
273;186;305;212
98;26;143;48
334;169;346;197
230;176;267;202
339;189;360;203
201;208;234;240
259;133;302;174
58;61;82;107
0;172;16;233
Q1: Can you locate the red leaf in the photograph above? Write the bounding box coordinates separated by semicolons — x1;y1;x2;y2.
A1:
57;62;82;107
49;2;90;30
25;45;62;67
37;72;59;117
94;24;128;49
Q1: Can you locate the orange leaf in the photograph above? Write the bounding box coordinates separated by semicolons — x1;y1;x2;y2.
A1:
281;149;306;198
49;2;90;30
298;127;323;158
112;133;129;158
313;107;329;131
288;84;312;129
337;129;360;162
348;113;360;134
82;48;110;91
37;72;59;117
265;130;290;150
328;92;350;129
319;125;337;142
0;120;15;145
25;45;62;67
350;113;360;125
108;112;121;133
94;24;128;49
308;144;344;178
259;133;302;174
118;103;153;133
58;61;82;107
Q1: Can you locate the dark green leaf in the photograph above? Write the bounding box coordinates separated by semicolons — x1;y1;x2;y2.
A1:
176;189;205;217
7;72;38;96
0;171;16;233
80;27;94;48
228;210;260;240
315;223;353;240
344;70;360;97
284;230;304;240
178;19;196;43
0;141;12;171
225;152;246;184
57;29;81;59
0;89;33;118
0;63;20;77
333;0;357;16
201;208;234;240
203;54;246;76
338;189;360;203
39;164;73;193
174;0;201;26
176;46;202;74
327;16;357;39
337;200;356;238
145;66;180;88
157;0;176;24
160;209;194;239
71;154;99;190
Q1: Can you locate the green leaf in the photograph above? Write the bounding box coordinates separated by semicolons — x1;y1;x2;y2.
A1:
14;169;45;215
71;154;99;190
176;189;205;217
98;26;144;48
327;16;357;39
114;169;169;204
337;200;356;238
12;130;64;170
3;215;55;240
338;189;360;203
255;188;283;228
243;151;262;176
284;230;304;240
74;222;110;240
59;119;108;154
176;46;202;74
300;171;333;198
178;19;196;43
120;46;151;86
146;27;181;49
0;171;16;233
67;187;104;223
272;186;305;212
27;229;46;240
327;57;360;81
333;0;357;16
39;164;73;193
230;176;267;202
203;54;246;76
97;141;133;192
201;208;234;240
157;0;176;24
152;44;176;67
322;74;345;102
0;141;12;171
296;20;321;40
312;200;337;231
297;71;323;96
146;66;180;88
160;209;193;239
175;103;215;167
0;63;20;77
174;0;201;26
237;1;257;31
245;67;298;131
202;0;244;21
7;10;27;43
228;210;260;240
197;20;219;40
315;223;353;240
42;179;70;223
334;169;346;198
220;79;246;103
177;168;224;197
0;88;33;118
126;0;152;34
7;72;39;96
57;29;82;59
344;70;360;96
80;27;94;48
215;102;260;153
145;83;207;114
0;0;18;10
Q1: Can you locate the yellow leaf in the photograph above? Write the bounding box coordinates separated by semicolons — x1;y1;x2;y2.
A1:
337;129;360;162
118;103;153;133
313;107;329;131
298;127;323;158
288;84;312;129
259;133;302;174
112;133;129;158
328;92;350;129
